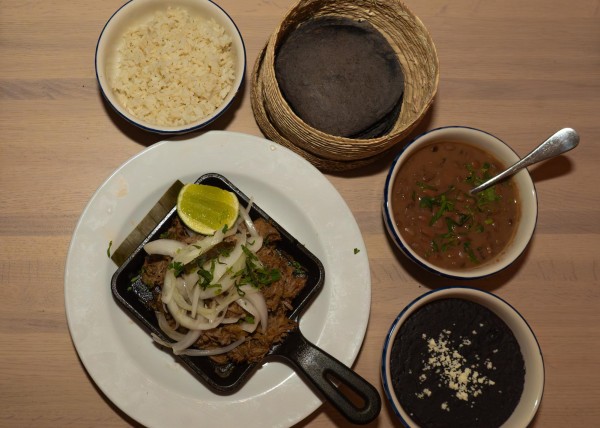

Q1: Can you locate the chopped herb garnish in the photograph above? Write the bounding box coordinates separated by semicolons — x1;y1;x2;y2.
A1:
429;194;452;226
464;242;480;264
196;260;216;290
417;181;438;191
420;196;435;209
354;248;360;254
289;260;306;276
235;245;282;289
168;261;185;277
107;240;113;258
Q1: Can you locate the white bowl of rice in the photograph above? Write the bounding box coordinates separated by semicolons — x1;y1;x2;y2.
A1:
95;0;245;134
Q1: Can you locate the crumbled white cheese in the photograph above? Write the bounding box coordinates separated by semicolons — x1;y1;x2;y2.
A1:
419;330;497;402
416;388;432;399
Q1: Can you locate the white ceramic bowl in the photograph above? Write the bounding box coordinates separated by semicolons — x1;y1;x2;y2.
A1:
381;287;545;428
95;0;246;134
383;126;538;279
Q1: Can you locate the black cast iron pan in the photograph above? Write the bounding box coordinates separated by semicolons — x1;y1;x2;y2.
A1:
111;173;381;425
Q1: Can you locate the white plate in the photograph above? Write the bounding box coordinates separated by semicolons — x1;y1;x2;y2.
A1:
64;131;371;428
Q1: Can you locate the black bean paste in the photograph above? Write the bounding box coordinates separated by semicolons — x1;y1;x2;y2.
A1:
390;298;525;427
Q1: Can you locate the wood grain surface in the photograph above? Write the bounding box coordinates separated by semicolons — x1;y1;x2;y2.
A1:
1;0;598;427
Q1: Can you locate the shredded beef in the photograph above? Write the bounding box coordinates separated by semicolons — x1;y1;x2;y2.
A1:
162;216;199;244
254;219;281;245
141;216;308;364
141;254;170;287
256;246;306;310
226;310;297;363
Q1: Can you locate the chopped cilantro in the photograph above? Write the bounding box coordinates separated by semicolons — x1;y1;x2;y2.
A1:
168;261;185;277
235;245;281;289
464;242;480;264
289;260;306;276
196;260;215;290
416;181;438;191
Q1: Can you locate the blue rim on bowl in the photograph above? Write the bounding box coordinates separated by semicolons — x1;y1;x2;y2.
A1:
382;126;538;280
381;286;545;427
95;0;246;135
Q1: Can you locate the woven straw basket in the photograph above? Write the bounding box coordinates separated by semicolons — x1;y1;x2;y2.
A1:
251;0;439;171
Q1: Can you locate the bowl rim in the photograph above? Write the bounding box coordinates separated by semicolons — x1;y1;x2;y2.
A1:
380;286;545;428
382;125;539;280
94;0;247;135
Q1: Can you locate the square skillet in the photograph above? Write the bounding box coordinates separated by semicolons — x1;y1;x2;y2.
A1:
111;173;325;392
111;173;381;424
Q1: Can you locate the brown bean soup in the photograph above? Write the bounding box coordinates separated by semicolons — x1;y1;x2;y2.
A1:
391;142;520;270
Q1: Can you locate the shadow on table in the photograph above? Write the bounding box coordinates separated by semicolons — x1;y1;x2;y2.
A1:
73;352;144;427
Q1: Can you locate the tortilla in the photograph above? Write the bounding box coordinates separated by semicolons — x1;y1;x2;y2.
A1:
275;16;404;138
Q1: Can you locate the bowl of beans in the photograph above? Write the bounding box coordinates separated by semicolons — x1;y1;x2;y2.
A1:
383;126;538;279
381;287;544;427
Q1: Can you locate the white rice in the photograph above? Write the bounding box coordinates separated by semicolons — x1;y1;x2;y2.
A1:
112;7;235;127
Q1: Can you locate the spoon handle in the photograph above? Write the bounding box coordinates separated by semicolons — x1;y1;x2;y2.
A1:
471;128;579;194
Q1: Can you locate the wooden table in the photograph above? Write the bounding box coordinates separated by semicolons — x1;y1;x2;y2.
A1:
1;0;598;426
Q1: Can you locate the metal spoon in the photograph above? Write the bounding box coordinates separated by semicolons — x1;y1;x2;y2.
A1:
470;127;580;195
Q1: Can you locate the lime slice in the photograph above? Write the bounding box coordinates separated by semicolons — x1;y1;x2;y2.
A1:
176;183;240;235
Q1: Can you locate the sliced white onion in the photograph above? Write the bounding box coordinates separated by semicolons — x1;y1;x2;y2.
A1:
151;330;204;355
171;329;203;354
207;233;246;285
151;333;174;348
174;229;225;265
177;338;245;357
180;273;196;300
244;292;268;333
191;234;247;300
191;284;201;319
166;299;226;330
143;239;185;257
236;297;259;322
239;202;263;253
161;270;176;304
175;277;191;303
172;292;193;311
236;287;268;333
155;311;186;341
224;217;242;238
240;321;258;333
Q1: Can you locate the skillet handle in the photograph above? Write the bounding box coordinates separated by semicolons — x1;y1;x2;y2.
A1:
274;329;381;425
